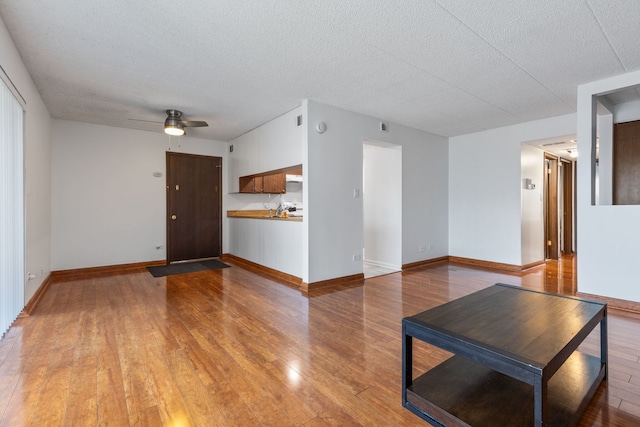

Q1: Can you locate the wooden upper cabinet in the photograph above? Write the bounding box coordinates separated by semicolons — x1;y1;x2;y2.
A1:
254;176;264;193
263;173;286;193
239;175;264;193
238;164;301;194
239;176;253;193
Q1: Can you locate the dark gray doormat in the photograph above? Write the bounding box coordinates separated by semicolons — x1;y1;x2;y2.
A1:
147;259;230;277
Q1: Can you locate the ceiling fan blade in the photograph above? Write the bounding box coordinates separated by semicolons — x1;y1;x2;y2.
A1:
182;120;209;127
129;118;163;123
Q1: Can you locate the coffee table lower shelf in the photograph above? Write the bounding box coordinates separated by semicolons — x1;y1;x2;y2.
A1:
405;352;605;427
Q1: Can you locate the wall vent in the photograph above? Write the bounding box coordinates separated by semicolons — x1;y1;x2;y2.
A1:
380;122;388;132
229;144;234;153
296;115;303;126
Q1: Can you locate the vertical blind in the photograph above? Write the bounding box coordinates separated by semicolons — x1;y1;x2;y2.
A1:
0;77;24;338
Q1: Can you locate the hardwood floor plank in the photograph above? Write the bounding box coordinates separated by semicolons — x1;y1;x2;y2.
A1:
113;308;157;417
249;395;298;427
29;345;75;426
205;379;263;427
0;361;48;426
96;318;129;426
1;256;639;426
0;326;22;367
136;329;195;427
165;348;228;426
129;405;163;427
64;355;97;426
231;356;317;425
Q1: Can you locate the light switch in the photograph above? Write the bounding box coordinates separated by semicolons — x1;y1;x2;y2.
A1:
353;188;360;198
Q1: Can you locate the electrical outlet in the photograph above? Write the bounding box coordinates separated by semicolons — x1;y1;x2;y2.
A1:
353;254;361;261
428;244;433;250
419;246;426;252
353;188;360;198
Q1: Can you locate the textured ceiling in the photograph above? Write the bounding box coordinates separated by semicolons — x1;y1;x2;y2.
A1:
1;1;639;141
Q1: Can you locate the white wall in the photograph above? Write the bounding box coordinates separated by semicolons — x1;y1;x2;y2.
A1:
225;104;304;231
228;106;304;194
597;113;613;205
520;144;544;266
225;106;307;279
0;17;52;302
577;70;640;302
51;120;228;270
306;101;448;284
614;99;640;123
228;219;303;278
364;142;402;269
449;114;575;266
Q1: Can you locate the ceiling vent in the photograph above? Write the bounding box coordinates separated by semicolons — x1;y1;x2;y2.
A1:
541;141;565;147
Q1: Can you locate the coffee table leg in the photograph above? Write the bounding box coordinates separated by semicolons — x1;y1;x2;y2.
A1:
402;324;412;405
533;376;547;427
601;307;608;379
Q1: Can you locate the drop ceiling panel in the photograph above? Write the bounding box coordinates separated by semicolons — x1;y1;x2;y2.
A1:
1;1;640;140
586;0;640;70
324;1;574;120
434;0;628;107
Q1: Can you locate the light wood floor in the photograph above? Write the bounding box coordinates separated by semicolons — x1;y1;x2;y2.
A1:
1;256;639;426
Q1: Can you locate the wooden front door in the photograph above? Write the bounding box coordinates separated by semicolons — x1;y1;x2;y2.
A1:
166;152;222;263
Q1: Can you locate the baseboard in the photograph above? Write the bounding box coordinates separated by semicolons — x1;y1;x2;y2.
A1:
51;260;166;279
577;292;640;315
448;256;522;272
402;256;449;271
363;259;401;270
19;273;54;317
521;260;545;271
301;273;365;293
221;254;303;287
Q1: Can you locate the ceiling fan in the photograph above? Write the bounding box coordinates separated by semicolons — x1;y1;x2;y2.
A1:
130;110;209;136
163;110;208;136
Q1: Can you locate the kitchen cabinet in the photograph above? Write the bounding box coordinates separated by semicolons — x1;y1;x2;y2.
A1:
238;164;301;194
239;175;263;193
239;174;283;193
263;173;286;193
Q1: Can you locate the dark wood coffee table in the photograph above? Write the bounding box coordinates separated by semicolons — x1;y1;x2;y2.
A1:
402;283;607;427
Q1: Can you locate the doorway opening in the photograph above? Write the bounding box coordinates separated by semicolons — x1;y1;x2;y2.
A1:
521;137;576;268
544;154;576;260
363;140;402;279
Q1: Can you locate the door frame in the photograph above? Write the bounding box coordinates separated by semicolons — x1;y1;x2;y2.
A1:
560;159;574;254
544;153;559;260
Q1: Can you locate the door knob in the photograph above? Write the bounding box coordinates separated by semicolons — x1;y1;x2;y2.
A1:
171;215;177;220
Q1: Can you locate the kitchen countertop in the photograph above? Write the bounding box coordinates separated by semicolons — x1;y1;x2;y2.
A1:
226;210;303;222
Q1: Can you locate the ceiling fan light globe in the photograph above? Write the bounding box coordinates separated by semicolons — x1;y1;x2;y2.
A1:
164;125;185;136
